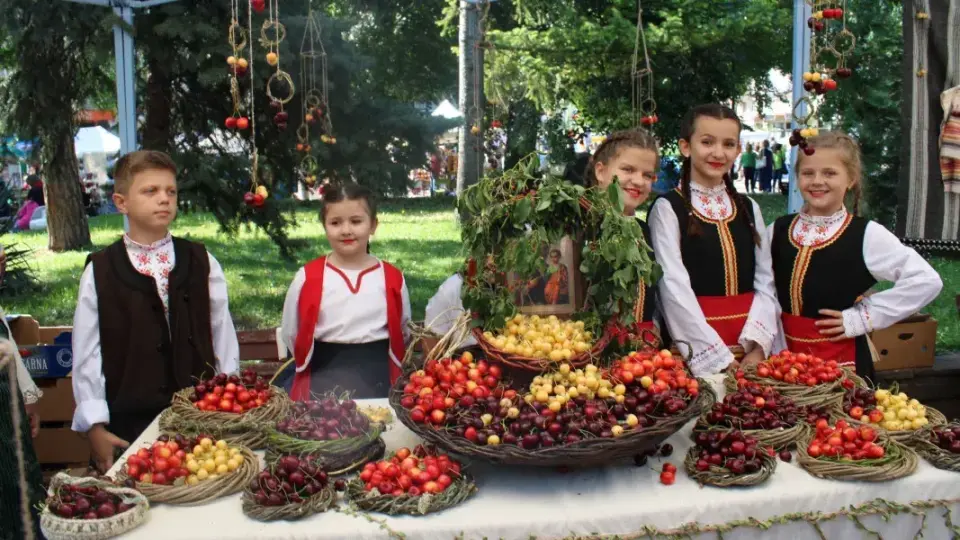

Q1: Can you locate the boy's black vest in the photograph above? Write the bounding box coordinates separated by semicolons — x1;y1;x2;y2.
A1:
86;237;216;441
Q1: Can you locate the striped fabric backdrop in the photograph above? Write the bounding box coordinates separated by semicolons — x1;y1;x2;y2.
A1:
898;0;960;241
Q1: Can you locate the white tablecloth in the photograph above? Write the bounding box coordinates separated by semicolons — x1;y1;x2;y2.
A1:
109;377;960;539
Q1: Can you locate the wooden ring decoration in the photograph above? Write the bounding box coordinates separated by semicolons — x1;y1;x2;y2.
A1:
300;155;319;175
829;28;856;57
260;19;286;47
639;97;657;116
296;123;309;143
305;89;324;109
266;71;296;106
229;20;247;50
791;95;817;125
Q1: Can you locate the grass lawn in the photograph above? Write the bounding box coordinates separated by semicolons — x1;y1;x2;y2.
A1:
2;194;957;351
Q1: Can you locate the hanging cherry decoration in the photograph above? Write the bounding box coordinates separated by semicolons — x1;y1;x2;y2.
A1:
297;2;334;189
225;0;250;132
261;0;295;133
790;0;856;155
632;0;657;127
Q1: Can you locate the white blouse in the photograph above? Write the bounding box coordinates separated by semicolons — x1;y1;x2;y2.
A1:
424;274;477;348
648;185;779;376
768;212;944;350
2;315;42;404
279;260;413;360
71;237;240;433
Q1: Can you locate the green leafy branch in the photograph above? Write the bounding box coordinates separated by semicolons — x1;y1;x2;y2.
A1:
458;154;658;334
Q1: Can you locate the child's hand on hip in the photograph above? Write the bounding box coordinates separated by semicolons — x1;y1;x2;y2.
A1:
816;309;848;342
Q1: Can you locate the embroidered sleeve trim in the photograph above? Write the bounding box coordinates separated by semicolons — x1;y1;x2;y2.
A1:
842;305;870;338
740;319;775;356
689;341;734;376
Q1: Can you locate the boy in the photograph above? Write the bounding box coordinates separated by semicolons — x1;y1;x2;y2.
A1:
71;150;239;472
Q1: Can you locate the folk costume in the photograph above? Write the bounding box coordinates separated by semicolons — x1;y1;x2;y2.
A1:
649;183;778;376
0;317;44;540
632;220;658;337
278;256;412;401
71;234;240;443
769;209;943;380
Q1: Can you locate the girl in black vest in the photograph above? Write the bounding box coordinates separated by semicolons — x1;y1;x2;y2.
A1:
587;128;660;338
649;104;778;376
769;132;942;381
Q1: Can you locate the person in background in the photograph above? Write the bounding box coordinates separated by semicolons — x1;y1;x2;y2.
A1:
758;140;774;193
741;143;757;193
11;182;44;232
772;143;787;192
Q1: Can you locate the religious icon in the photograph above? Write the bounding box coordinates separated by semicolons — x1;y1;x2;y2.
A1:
512;236;580;316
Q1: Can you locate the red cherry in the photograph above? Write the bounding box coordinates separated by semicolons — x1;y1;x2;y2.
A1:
803;147;816;156
243;192;255;206
253;193;265;207
225;117;238;129
824;79;838;91
236;117;250;130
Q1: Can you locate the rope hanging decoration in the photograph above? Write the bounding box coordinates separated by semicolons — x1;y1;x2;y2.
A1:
789;0;855;154
297;2;334;189
225;0;250;134
632;0;657;127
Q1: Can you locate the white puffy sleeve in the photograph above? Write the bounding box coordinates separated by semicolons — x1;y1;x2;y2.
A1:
71;263;110;433
840;222;944;337
207;253;239;375
738;198;779;356
280;267;307;358
648;198;734;375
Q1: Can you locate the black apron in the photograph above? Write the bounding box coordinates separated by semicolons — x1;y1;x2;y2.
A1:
0;369;45;540
275;340;391;400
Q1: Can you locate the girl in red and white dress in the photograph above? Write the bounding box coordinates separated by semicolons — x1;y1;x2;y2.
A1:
587;128;661;336
277;183;411;400
769;132;942;380
649;104;779;376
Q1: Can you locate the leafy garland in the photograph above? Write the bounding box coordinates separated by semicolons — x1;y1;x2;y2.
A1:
335;497;960;540
457;154;659;334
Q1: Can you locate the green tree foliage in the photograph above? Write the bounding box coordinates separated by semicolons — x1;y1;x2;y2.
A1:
0;1;112;251
817;0;902;228
131;1;455;257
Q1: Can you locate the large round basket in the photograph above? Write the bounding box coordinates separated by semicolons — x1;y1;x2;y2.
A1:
344;473;477;515
838;380;948;444
389;377;715;468
692;417;810;451
162;386;292;450
241;485;337;522
725;364;847;409
265;422;384;458
683;444;776;488
909;423;960;473
265;438;386;476
471;325;612;374
796;429;918;482
41;473;150;540
114;445;258;505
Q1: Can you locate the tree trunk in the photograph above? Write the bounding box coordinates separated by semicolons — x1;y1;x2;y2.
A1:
142;53;172;153
43;131;90;251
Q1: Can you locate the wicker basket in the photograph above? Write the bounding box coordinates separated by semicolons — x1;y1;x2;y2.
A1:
241;485;337;522
726;363;847;409
692;417;810;451
344;473;477;515
161;386;292;450
796;428;919;482
159;408;269;449
838;381;949;444
909;423;960;473
265;438;386;477
471;325;612;373
265;421;384;458
389;377;715;468
114;445;258;505
683;444;776;488
40;473;150;540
